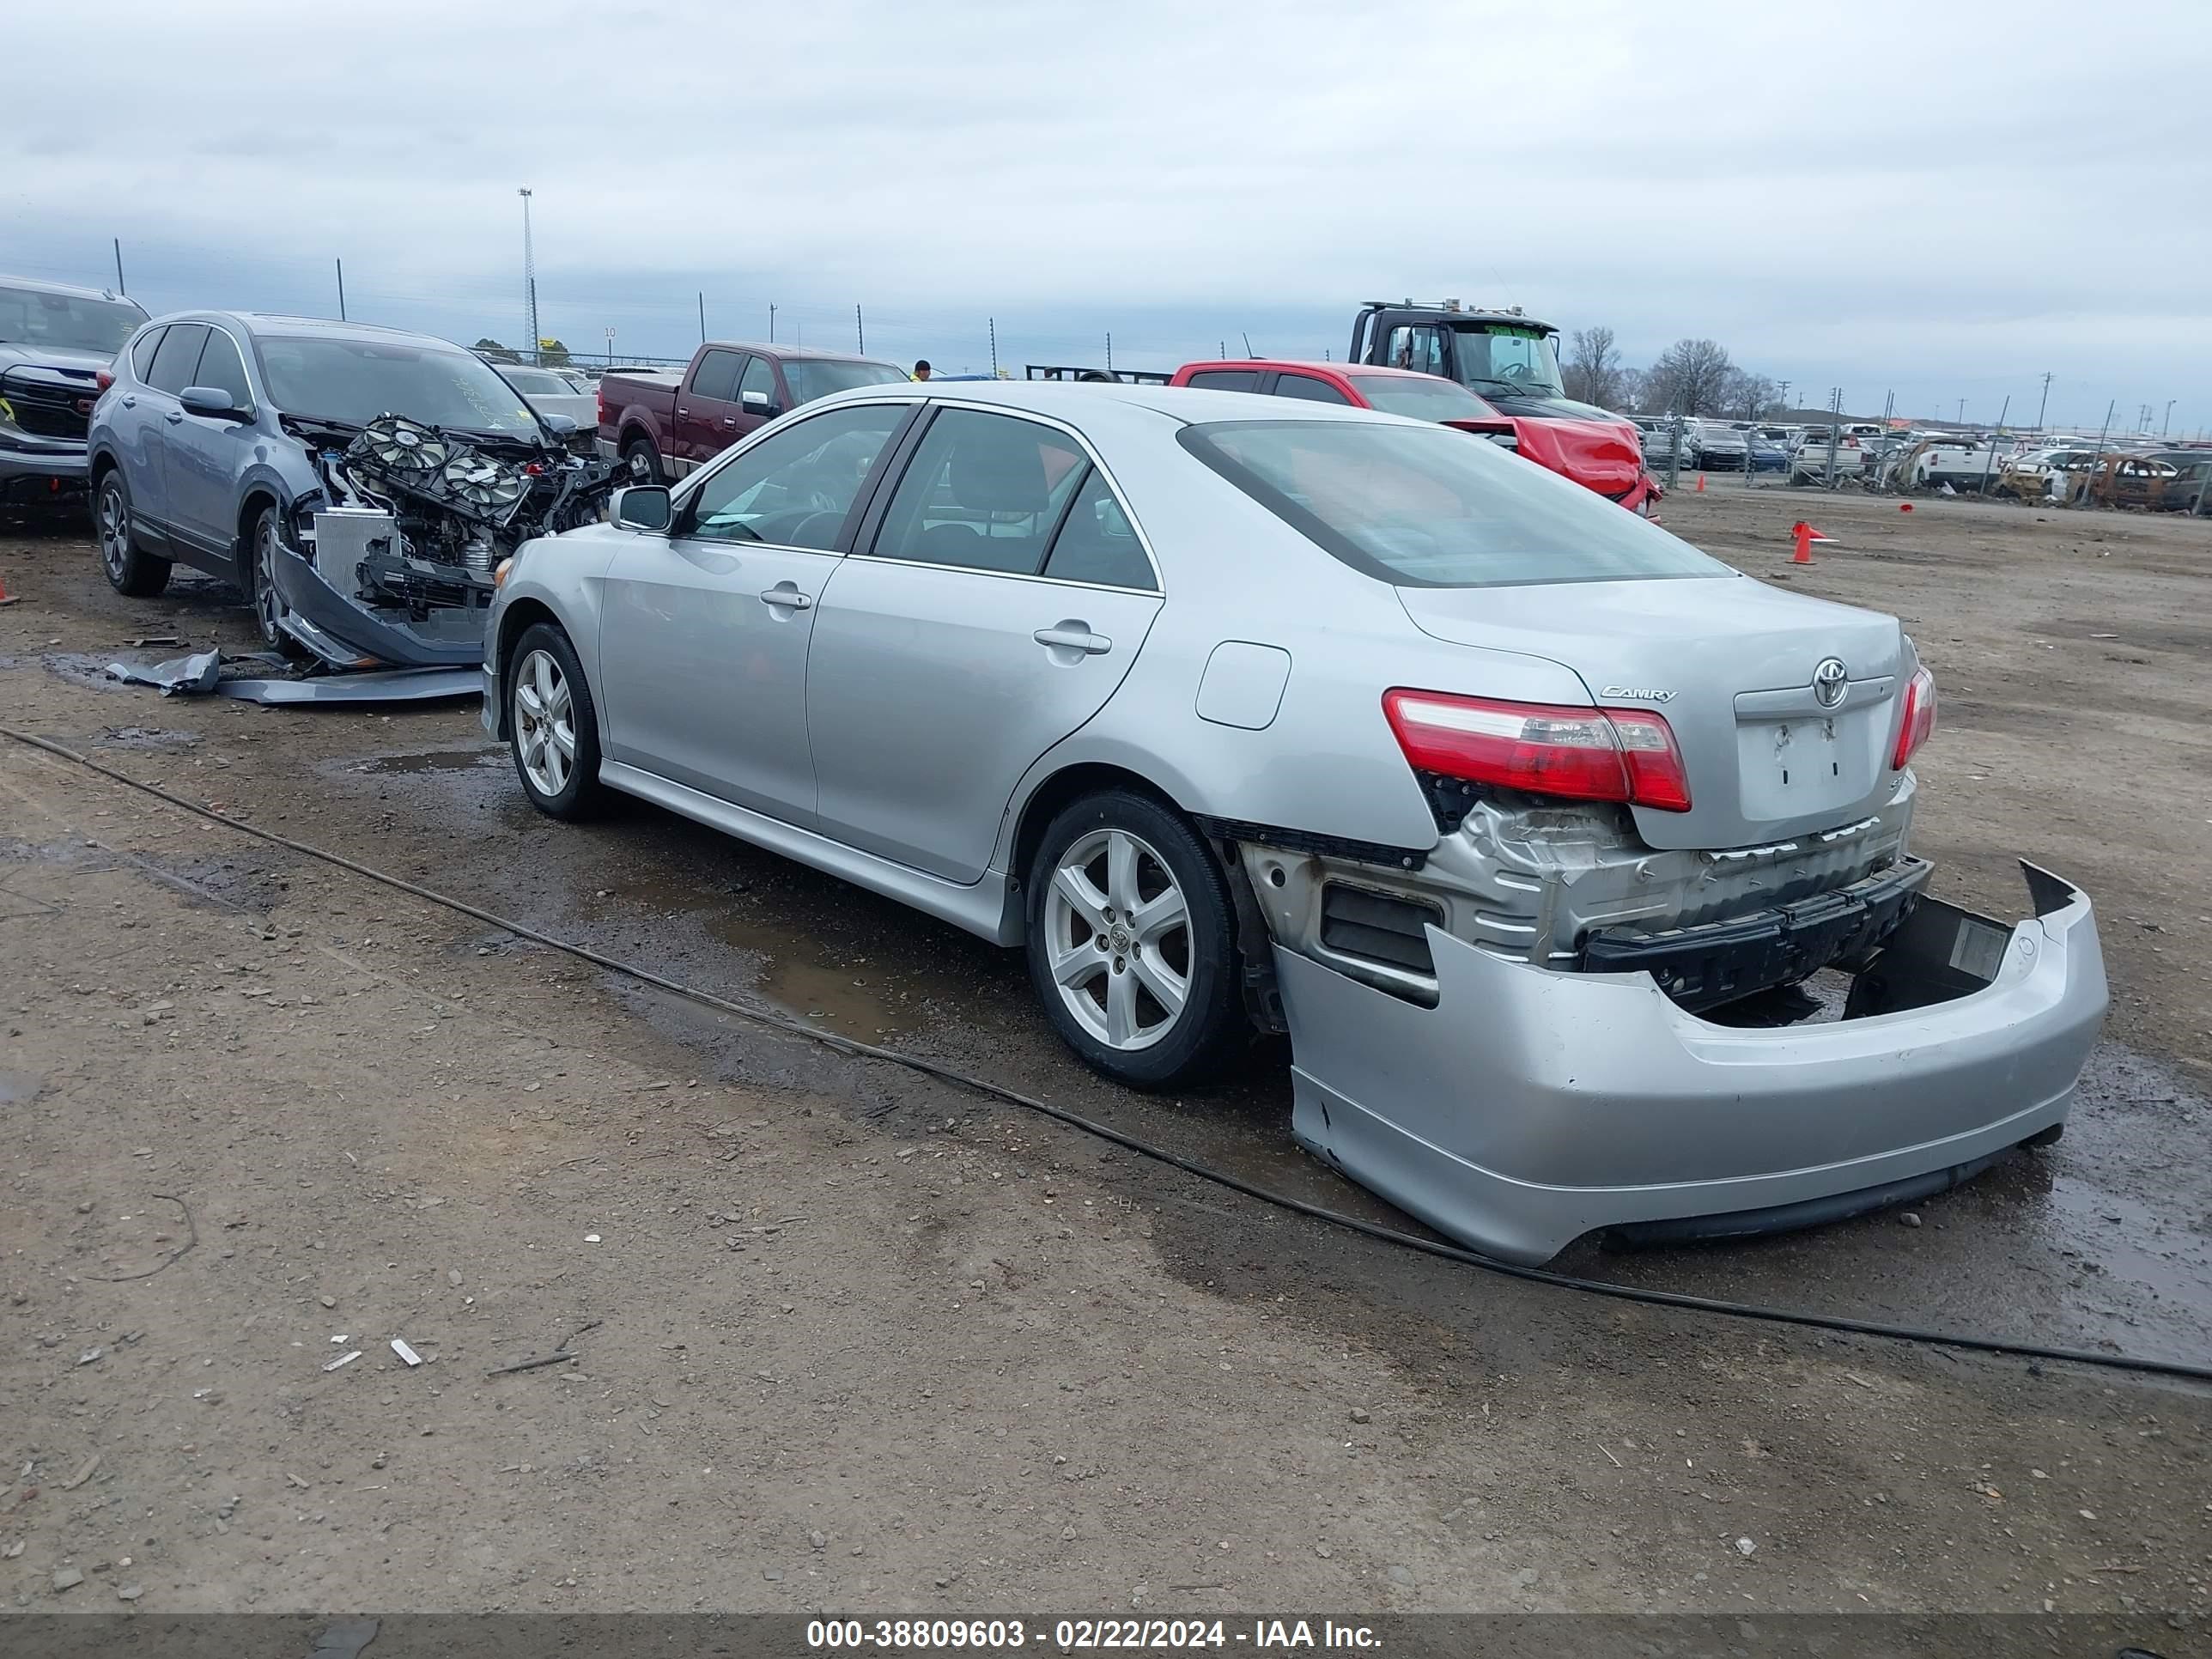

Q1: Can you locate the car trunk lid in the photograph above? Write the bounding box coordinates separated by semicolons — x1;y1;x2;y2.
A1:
1396;575;1905;851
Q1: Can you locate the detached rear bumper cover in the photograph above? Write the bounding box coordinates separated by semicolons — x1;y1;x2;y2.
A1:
1278;862;2106;1264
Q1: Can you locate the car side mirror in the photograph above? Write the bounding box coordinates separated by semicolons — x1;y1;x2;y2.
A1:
741;390;781;417
611;484;672;532
542;412;579;436
180;386;249;420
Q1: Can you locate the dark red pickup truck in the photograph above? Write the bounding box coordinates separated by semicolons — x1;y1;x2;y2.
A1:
596;342;906;482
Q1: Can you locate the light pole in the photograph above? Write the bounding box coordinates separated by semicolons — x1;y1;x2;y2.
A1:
2166;399;2177;438
518;188;538;363
2036;372;2051;434
604;326;615;368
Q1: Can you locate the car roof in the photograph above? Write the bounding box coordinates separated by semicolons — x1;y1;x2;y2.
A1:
1179;359;1441;380
151;311;474;351
1;273;142;307
805;377;1417;433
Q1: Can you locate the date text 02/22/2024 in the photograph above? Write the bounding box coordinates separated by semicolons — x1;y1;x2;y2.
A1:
805;1619;1382;1650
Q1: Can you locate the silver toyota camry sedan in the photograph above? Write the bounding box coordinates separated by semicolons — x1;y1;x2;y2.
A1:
482;380;2106;1262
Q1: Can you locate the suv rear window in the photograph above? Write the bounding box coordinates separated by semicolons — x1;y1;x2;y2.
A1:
1180;419;1729;589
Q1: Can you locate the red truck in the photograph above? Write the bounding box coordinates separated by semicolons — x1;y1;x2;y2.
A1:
596;342;907;483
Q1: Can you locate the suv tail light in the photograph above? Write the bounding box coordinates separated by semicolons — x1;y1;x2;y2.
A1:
1382;690;1692;811
94;368;114;392
1892;665;1937;769
596;384;608;425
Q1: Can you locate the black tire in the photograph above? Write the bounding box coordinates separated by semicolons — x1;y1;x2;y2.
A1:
621;436;664;485
246;504;309;658
506;622;606;820
1024;787;1248;1090
94;467;170;598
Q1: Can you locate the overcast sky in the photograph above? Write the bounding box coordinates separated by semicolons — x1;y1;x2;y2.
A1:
7;0;2209;429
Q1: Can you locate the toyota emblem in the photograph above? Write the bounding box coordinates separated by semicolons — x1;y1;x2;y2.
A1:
1812;657;1849;709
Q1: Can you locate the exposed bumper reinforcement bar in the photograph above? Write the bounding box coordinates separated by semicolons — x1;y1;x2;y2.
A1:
1276;861;2107;1264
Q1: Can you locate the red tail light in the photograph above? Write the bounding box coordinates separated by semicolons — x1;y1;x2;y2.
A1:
95;368;114;392
1892;665;1937;769
1382;690;1692;811
596;385;608;425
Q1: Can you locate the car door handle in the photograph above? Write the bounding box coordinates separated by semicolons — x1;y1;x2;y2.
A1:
722;416;736;427
1034;624;1111;655
677;406;690;416
120;394;137;409
760;586;812;611
163;410;183;424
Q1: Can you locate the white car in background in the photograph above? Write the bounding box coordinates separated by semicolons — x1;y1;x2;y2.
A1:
497;365;597;432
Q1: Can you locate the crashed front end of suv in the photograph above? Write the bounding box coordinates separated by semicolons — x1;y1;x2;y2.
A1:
268;413;620;673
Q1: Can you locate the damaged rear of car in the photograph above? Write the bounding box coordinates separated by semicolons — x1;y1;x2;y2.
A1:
87;313;620;691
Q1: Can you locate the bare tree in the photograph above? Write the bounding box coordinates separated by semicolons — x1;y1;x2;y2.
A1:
1717;368;1779;422
1613;366;1651;413
1564;325;1622;408
1647;337;1735;416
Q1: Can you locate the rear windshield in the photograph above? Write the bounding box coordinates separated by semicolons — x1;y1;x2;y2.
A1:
1180;419;1730;589
1345;374;1496;423
783;360;908;406
254;336;544;437
0;285;147;354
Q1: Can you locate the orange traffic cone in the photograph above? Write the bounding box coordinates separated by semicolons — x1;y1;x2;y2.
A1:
0;571;17;606
1695;472;1706;492
1790;521;1836;564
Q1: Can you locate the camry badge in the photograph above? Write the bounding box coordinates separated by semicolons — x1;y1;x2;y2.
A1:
1812;658;1849;709
1601;686;1676;702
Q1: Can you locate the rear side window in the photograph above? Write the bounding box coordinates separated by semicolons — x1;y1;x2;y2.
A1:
1272;374;1351;405
690;349;743;402
1183;369;1261;393
870;409;1089;575
1181;419;1731;590
1041;469;1154;591
129;326;167;380
145;324;210;395
191;330;253;407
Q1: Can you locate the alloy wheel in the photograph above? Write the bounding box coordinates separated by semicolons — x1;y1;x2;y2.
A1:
513;647;576;798
1042;827;1191;1051
98;483;131;582
253;516;288;646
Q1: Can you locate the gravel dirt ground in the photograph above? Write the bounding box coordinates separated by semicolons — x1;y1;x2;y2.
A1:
2;483;2208;1625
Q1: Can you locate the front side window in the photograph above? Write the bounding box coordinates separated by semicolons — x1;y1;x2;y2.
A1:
782;359;908;407
0;286;147;355
1182;419;1731;590
1345;374;1493;422
686;404;906;550
870;409;1089;575
1382;325;1447;378
191;331;253;407
253;337;544;435
738;355;777;408
1271;374;1351;406
145;325;210;395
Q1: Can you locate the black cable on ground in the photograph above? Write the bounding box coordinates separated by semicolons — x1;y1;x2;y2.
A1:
7;722;2207;1386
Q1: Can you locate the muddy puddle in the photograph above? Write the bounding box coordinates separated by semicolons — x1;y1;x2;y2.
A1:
343;748;505;776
